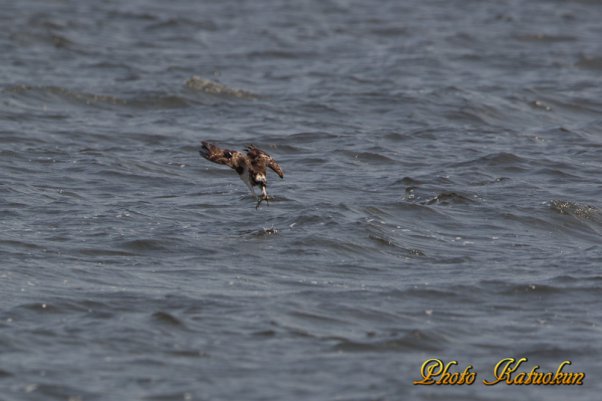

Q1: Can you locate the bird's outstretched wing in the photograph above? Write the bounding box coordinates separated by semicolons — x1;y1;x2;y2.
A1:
245;145;284;178
200;141;244;171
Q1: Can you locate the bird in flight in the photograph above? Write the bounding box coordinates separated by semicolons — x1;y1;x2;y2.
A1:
199;142;284;208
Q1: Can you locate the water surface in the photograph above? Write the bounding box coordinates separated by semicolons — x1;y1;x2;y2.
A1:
1;0;602;400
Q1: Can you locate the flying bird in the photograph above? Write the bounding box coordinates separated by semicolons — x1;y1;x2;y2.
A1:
199;141;284;208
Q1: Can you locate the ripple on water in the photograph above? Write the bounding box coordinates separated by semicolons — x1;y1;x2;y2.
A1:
452;152;529;172
3;84;192;110
184;75;257;99
424;191;478;206
333;329;447;353
114;239;176;256
150;311;186;328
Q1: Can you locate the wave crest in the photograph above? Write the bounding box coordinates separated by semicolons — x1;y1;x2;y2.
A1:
185;76;257;99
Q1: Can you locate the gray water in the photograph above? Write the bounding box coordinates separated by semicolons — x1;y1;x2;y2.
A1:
1;0;602;400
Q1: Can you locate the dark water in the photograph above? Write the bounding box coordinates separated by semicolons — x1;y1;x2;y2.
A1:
2;0;602;399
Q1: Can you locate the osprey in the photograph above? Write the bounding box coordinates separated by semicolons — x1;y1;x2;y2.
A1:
199;141;284;208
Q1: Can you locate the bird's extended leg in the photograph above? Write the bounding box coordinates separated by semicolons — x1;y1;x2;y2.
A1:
243;181;264;209
256;185;270;209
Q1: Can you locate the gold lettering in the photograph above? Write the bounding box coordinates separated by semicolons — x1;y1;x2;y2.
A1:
553;361;570;385
541;372;553;384
513;372;526;385
414;358;585;386
462;367;477;385
413;359;476;385
559;373;571;385
571;372;585;385
524;366;541;385
413;359;444;385
483;357;527;385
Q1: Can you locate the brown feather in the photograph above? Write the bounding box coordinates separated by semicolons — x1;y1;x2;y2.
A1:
245;145;284;178
200;141;245;172
199;142;284;206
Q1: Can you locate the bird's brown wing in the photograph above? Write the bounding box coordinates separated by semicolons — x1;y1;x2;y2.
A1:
200;141;244;171
245;145;284;178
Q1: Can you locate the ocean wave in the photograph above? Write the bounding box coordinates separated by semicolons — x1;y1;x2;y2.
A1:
333;329;447;352
184;76;257;99
424;191;477;206
2;85;192;110
9;30;75;49
341;150;397;164
550;200;599;219
576;55;602;70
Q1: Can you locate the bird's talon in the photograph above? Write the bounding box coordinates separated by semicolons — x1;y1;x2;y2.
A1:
256;195;271;209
